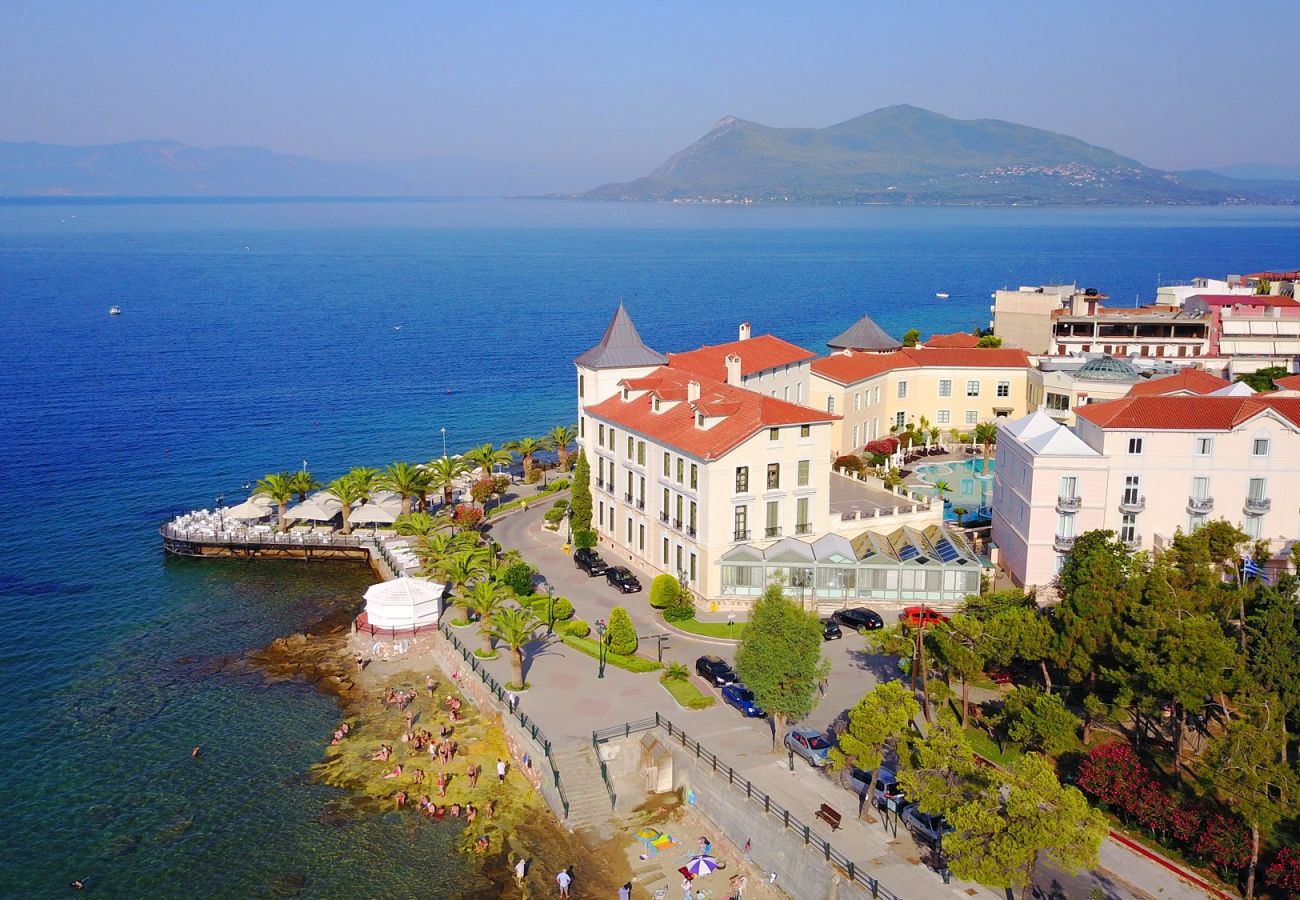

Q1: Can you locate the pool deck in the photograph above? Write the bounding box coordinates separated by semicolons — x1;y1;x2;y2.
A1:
828;471;931;519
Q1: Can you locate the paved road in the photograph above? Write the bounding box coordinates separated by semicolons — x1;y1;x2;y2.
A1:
478;503;1209;900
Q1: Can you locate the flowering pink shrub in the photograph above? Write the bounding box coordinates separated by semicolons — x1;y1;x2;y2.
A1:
1266;847;1300;893
452;504;483;529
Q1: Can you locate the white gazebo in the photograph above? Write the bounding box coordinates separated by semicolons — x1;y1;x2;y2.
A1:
361;577;445;632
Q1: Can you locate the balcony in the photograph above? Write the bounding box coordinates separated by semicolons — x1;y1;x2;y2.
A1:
687;526;697;538
594;478;605;490
635;498;645;511
796;523;813;535
1118;495;1146;514
659;512;669;524
733;529;751;542
673;518;683;530
623;492;633;503
1056;495;1082;513
1187;496;1214;513
1123;536;1143;552
764;526;783;538
1053;534;1076;552
1244;497;1272;514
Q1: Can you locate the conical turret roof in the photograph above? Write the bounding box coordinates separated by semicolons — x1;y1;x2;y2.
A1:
575;303;667;369
827;313;901;352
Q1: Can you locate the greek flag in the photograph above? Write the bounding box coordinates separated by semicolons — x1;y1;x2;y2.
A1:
1242;558;1271;583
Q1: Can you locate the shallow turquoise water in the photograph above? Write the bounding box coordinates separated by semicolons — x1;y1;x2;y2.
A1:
1;198;1297;896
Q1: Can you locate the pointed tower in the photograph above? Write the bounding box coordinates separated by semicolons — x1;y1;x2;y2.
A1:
575;303;667;411
826;313;902;353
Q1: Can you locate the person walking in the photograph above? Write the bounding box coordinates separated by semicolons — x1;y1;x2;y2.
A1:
426;674;435;697
514;857;527;885
557;866;572;898
619;882;632;900
496;758;507;782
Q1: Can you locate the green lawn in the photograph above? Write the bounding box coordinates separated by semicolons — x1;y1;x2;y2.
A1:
558;633;663;673
660;675;716;710
964;722;1024;767
669;616;748;640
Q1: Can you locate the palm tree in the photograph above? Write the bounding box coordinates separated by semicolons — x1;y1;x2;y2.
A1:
543;425;577;471
426;456;470;507
378;461;430;517
255;472;296;533
394;511;449;537
415;531;461;568
974;421;999;470
469;580;509;655
288;470;320;503
326;474;368;534
463;443;512;483
507;436;544;480
435;547;491;592
490;604;542;690
347;466;380;501
932;479;953;498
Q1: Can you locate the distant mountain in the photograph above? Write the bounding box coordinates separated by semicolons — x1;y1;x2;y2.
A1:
583;105;1299;205
0;140;411;196
1210;163;1300;182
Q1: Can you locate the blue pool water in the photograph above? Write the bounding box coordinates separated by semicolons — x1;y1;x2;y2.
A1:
1;198;1297;895
914;457;996;517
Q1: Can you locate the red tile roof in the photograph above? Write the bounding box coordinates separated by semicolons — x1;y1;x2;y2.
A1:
1075;395;1300;430
1191;293;1300;309
922;332;980;349
1273;374;1300;391
667;335;815;381
1246;271;1300;281
810;347;1031;385
586;367;836;459
1125;369;1230;397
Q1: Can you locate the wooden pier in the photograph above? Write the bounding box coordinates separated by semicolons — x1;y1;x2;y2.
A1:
160;523;403;579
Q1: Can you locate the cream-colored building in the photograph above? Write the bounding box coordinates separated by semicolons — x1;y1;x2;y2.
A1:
575;306;984;610
1028;358;1233;425
991;284;1098;353
809;347;1032;455
992;393;1300;590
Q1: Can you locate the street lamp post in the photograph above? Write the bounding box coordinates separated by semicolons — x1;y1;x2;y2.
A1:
441;427;447;460
565;506;573;547
215;494;225;532
595;618;607;679
544;583;556;636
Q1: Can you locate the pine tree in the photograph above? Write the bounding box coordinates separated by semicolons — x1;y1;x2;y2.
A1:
569;449;592;535
828;681;919;817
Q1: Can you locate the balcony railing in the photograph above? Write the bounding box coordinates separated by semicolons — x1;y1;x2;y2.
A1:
795;523;813;535
635;498;645;511
1056;495;1082;512
764;526;782;538
1123;536;1143;552
687;526;697;538
1187;496;1214;513
733;529;750;542
623;492;633;503
1053;534;1076;552
1118;495;1146;514
659;512;669;524
1245;497;1272;514
595;479;605;490
672;518;683;530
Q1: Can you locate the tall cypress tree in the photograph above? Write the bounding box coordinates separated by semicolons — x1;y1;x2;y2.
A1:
570;449;592;534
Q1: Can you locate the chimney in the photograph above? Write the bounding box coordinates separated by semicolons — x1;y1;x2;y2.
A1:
687;380;701;402
724;353;742;385
739;321;751;341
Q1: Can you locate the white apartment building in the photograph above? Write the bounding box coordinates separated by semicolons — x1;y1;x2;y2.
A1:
992;393;1300;589
575;306;984;610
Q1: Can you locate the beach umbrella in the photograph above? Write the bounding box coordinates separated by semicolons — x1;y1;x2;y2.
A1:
362;577;445;630
225;495;275;520
685;856;718;877
286;491;343;521
350;502;398;525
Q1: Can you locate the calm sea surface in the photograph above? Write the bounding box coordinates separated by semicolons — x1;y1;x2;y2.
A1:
1;199;1297;897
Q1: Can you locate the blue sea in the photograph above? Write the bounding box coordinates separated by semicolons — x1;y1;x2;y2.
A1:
1;198;1297;897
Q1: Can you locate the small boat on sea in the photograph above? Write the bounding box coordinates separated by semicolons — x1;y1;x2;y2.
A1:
109;306;122;316
935;293;949;300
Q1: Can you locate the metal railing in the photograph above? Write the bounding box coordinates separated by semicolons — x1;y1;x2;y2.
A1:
1056;495;1082;512
1187;496;1214;513
439;622;569;819
1244;496;1272;513
1053;533;1076;552
1118;494;1146;514
161;522;370;549
765;526;782;538
733;529;751;541
593;714;903;900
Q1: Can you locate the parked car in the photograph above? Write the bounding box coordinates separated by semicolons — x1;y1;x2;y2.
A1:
784;726;835;767
901;803;952;847
987;669;1013;686
871;767;907;811
844;766;875;797
605;566;642;593
721;683;765;717
695;655;737;686
901;606;949;627
831;607;885;631
820;618;843;641
573;547;608;576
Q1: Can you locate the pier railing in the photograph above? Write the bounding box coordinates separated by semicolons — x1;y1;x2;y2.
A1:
160;522;371;549
593;713;904;900
438;621;569;819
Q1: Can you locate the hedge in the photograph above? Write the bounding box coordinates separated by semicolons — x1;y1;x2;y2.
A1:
649;573;680;609
559;633;660;672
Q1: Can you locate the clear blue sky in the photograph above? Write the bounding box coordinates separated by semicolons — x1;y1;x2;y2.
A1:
3;0;1297;188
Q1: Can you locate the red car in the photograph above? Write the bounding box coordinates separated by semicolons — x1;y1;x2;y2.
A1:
901;606;949;627
988;670;1013;686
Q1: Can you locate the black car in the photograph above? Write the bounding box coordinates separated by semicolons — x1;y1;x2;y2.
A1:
695;655;737;686
831;607;884;631
605;566;642;593
573;547;608;576
821;618;843;641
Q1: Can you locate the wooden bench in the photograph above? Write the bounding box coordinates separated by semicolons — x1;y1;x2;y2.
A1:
815;803;842;831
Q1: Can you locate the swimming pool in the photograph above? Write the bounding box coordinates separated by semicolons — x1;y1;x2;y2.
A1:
913;457;995;520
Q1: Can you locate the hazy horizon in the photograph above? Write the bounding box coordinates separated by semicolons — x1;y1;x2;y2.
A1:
3;1;1298;194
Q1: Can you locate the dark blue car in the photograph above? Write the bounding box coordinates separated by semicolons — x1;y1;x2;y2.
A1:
721;683;764;717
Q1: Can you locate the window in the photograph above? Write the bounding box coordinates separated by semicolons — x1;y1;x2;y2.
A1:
1059;475;1077;499
1046;393;1070;412
663;452;670;476
1188;514;1206;533
1123;475;1141;505
734;506;748;540
1128;437;1143;454
766;463;780;489
854;392;862;411
662;537;669;565
797;459;810;486
1244;515;1261;539
689;552;697;582
637;441;645;465
639;475;645;504
676;544;683;576
1191;476;1209;500
598;501;604;530
966;380;980;397
769;427;780;441
1120;513;1136;543
938;379;952;397
1248;477;1267;500
662;486;669;513
675;494;683;525
800;424;811;438
765;501;780;537
627;436;634;458
690;464;697;489
1056;512;1075;539
897;381;908;400
689;501;697;532
638;523;645;551
1195;437;1213;456
579;416;585;437
852;424;860;447
796;497;810;533
607;428;616;450
622;387;628;400
626;517;632;543
937;409;950;425
1254;438;1270;457
965;410;978;425
895;411;906;428
676;458;684;483
735;466;749;493
783;386;789;401
827;396;836;414
997;381;1010;398
579;374;585;398
598;423;605;444
695;412;704;428
653;398;661;412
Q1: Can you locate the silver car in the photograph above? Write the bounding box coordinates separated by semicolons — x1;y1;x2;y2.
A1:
901;803;952;847
783;726;834;767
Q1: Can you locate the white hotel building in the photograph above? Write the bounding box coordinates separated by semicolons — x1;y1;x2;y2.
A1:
992;390;1300;590
574;306;985;610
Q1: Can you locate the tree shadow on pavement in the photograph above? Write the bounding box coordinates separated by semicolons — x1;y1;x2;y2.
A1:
847;647;904;683
519;633;568;682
